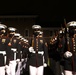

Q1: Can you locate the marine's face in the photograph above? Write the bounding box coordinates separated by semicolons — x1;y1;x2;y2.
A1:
10;32;15;35
1;29;6;33
9;31;15;37
33;31;40;37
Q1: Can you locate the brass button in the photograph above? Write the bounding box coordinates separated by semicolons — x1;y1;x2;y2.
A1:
73;47;75;49
36;44;38;46
73;50;75;52
36;46;38;48
36;49;38;51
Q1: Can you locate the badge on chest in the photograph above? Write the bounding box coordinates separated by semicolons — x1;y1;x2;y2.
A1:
2;39;6;43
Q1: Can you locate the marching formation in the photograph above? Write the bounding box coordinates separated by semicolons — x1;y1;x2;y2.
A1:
0;20;76;75
0;24;29;75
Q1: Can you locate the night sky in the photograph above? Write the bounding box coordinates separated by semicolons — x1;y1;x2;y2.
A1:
0;0;76;27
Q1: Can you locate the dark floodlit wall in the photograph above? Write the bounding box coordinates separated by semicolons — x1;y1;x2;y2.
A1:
0;16;60;43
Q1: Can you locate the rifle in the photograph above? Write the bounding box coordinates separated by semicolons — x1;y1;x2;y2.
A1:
64;18;70;51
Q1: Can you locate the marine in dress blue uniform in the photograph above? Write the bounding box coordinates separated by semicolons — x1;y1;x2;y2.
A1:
0;24;8;75
63;21;76;75
28;25;48;75
7;27;18;75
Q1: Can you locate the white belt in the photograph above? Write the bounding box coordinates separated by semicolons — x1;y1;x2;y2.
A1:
0;51;6;55
0;51;6;65
11;48;17;60
32;51;44;55
38;51;44;55
11;48;17;52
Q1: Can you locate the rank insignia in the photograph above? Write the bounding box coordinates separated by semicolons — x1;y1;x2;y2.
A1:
2;39;6;43
13;39;16;43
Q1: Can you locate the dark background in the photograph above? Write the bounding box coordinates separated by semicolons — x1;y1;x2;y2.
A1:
0;0;76;27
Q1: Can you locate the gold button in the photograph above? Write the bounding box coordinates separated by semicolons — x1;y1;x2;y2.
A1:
73;50;75;52
36;44;38;46
36;46;38;48
73;45;75;46
36;49;38;51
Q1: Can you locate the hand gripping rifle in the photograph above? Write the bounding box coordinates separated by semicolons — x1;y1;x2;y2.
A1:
64;19;75;75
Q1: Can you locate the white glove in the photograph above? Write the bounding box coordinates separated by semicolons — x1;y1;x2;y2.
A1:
43;63;47;67
5;65;9;69
64;51;72;58
29;47;34;53
16;59;20;62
